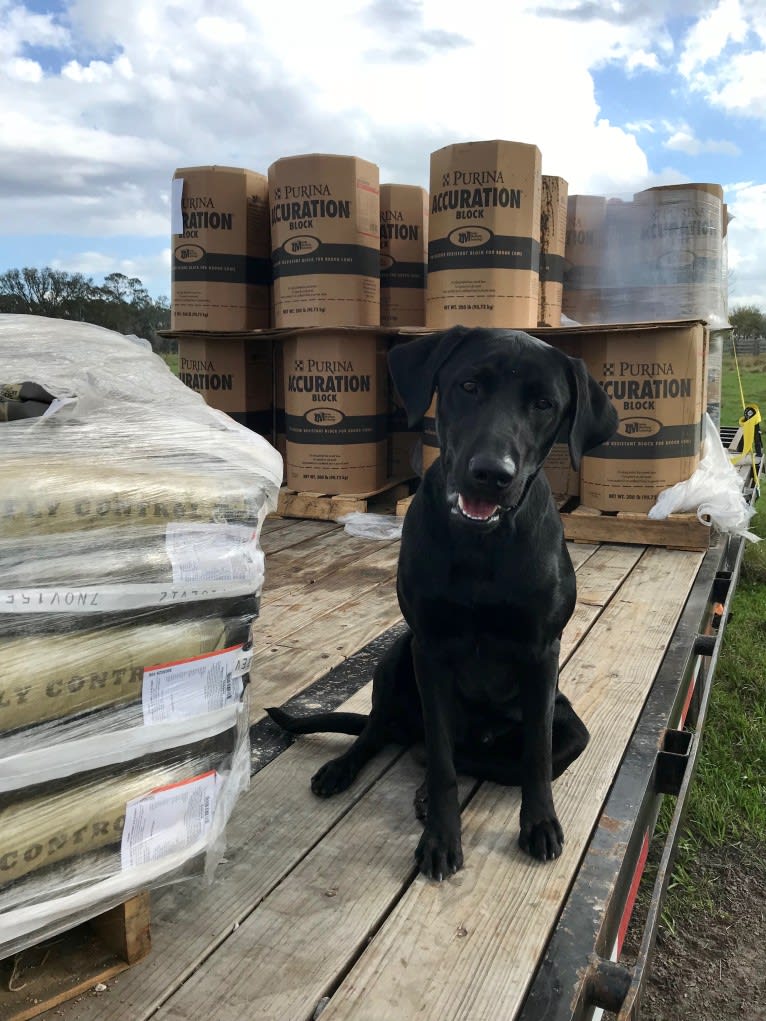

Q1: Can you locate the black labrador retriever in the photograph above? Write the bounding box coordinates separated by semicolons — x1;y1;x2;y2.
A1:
268;326;617;880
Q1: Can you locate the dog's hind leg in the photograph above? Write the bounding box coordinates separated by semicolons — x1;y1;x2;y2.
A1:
451;694;589;787
311;630;421;797
550;693;589;779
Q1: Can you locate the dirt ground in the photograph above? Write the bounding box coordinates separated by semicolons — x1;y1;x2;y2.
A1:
620;846;766;1021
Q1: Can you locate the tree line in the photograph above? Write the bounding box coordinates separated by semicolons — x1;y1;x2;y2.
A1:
729;304;766;342
0;267;172;352
2;265;763;354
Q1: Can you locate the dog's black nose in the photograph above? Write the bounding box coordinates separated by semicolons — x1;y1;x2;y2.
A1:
468;455;515;490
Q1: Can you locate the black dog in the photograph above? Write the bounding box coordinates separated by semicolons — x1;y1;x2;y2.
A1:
268;326;617;880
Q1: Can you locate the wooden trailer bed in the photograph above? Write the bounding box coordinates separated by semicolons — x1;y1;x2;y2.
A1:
37;509;745;1021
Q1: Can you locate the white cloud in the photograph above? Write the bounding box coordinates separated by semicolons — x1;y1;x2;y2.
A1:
51;246;171;283
678;2;766;120
0;0;661;230
6;55;41;81
626;49;661;72
678;0;749;77
664;127;741;156
725;181;766;308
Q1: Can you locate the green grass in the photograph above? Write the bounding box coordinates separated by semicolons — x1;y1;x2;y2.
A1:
163;351;179;375
720;350;766;426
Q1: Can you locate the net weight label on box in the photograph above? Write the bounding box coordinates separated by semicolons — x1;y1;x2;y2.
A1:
142;644;251;724
121;770;219;869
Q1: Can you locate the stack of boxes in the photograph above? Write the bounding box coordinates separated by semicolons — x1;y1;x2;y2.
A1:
171;144;726;518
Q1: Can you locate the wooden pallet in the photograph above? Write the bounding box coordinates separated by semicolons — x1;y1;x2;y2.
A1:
395;493;415;516
560;500;713;551
0;894;151;1021
277;478;414;522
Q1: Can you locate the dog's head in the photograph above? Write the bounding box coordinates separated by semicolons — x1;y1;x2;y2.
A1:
388;326;618;529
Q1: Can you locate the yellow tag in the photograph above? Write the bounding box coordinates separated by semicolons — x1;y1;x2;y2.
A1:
732;403;761;464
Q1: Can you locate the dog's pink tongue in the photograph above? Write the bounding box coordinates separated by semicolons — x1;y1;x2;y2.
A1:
459;495;498;520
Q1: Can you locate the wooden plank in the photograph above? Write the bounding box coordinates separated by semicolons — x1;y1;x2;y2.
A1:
254;544;400;652
261;528;398;603
89;894;151;966
249;579;402;724
316;548;705;1021
0;895;150;1021
565;541;599;569
153;757;472;1021
260;519;339;555
396;493;414;516
573;545;644;606
52;687;401;1021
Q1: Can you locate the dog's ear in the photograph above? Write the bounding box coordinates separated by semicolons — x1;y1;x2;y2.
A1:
388;326;472;427
566;357;619;470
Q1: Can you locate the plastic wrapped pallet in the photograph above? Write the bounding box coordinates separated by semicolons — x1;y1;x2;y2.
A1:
0;315;282;955
0;711;250;956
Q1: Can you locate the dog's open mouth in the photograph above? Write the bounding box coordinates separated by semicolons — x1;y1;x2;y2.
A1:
456;493;501;523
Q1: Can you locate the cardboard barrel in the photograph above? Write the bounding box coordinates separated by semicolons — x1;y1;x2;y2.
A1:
538;175;568;327
380;184;428;327
171;166;271;331
562;195;606;325
426;139;542;330
269;154;380;327
283;329;388;494
579;322;707;512
633;183;725;323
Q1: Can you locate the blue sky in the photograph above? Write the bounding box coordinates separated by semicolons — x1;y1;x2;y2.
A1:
1;0;765;311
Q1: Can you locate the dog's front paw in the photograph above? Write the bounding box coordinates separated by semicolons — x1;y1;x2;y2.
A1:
519;813;564;862
310;757;357;797
415;826;463;881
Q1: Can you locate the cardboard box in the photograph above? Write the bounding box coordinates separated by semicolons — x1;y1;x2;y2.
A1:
538;175;568;327
178;336;274;439
562;194;606;325
426;139;542;329
171;166;271;331
282;328;389;494
534;320;708;512
269;154;380;327
380;184;428;327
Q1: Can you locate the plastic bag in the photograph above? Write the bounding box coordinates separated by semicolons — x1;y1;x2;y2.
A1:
648;414;759;541
338;512;404;541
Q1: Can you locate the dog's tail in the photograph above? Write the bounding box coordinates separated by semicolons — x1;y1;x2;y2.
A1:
265;705;368;736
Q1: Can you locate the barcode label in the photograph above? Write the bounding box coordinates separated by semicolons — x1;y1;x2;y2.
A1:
142;644;251;724
121;770;219;869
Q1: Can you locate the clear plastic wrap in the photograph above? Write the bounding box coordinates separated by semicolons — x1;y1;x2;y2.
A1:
563;185;728;331
338;512;404;540
0;705;250;956
0;315;282;954
648;414;759;540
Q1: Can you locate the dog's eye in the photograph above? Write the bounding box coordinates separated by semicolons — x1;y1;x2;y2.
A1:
461;380;478;394
533;397;554;411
